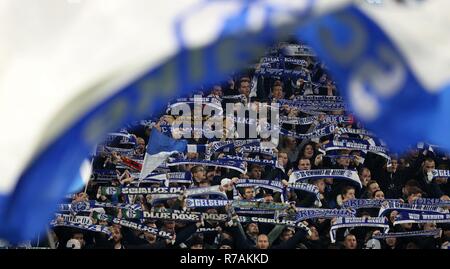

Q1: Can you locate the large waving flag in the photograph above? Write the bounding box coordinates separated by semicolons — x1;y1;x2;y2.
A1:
139;129;187;180
295;0;450;151
1;0;450;243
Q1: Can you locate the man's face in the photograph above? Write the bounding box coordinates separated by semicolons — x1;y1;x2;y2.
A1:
239;81;251;97
206;171;216;181
374;191;385;200
314;180;325;194
308;226;319;241
343;235;357;249
278;153;288;167
193;168;206;182
298;159;311;171
424;160;436;173
164;221;176;233
368;182;380;194
73;233;85;247
286;137;297;147
280;230;294;241
264;195;274;203
303;145;314;159
272;86;283;99
247;223;259;235
249;167;262;179
343;189;355;202
256;235;270;249
360;169;371;187
408;192;422;203
244;188;256;200
112;229;122;243
389;160;398;172
386;237;396;247
423;222;437;231
338;156;350;168
389;210;399;223
212;85;222;96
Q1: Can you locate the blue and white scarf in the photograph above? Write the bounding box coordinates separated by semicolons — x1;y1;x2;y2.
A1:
289;182;321;202
184;185;228;199
280;125;336;140
330;217;389;243
196;227;222;234
142;210;229;222
166;158;247;174
207;139;261;156
58;201;142;214
280;115;317;125
413;198;450;207
54;213;93;225
218;155;276;167
277;99;346;112
185;199;230;208
235;179;283;193
280;115;352;126
236;145;277;157
92;169;117;181
295;208;356;222
335;127;373;137
373;229;442;240
221;94;246;101
234;209;275;215
255;67;310;81
49;220;112;237
321;138;390;160
426;170;450;183
160;125;216;139
320;115;353;125
147;185;228;204
92;212;173;239
378;201;448;217
232;200;289;211
342;199;401;210
321;154;357;160
100;186;184;196
222;114;259;127
394;210;450;225
166;98;223;114
130;172;192;186
237;216;308;229
289;169;361;188
261;56;308;67
172;97;221;104
58;202;90;214
292;96;343;102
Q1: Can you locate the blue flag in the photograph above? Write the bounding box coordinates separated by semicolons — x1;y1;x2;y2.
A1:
139;128;187;180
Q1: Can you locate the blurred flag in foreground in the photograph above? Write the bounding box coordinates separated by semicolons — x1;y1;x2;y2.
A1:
1;0;450;243
139;128;187;180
